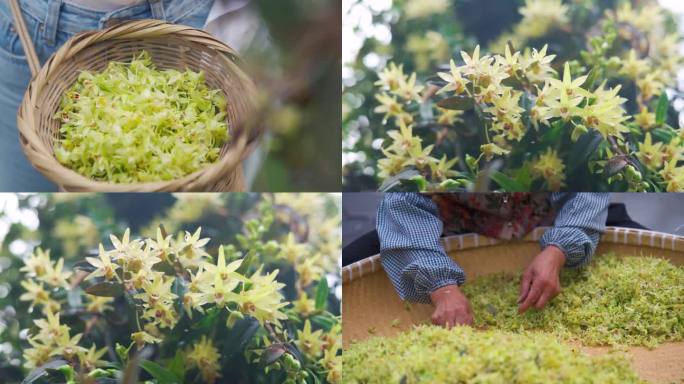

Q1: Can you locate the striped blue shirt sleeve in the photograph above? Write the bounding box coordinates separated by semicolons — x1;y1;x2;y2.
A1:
376;193;465;304
377;193;610;304
540;193;609;268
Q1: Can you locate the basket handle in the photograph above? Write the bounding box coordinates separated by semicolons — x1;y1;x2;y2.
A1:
9;0;41;77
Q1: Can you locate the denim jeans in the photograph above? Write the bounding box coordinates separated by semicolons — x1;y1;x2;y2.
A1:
0;0;213;191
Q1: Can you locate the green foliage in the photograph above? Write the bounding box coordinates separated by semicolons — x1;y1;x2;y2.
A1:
55;51;229;183
343;325;645;383
462;254;684;347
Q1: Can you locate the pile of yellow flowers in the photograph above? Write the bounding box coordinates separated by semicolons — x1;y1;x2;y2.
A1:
462;254;684;348
372;0;683;192
343;325;644;383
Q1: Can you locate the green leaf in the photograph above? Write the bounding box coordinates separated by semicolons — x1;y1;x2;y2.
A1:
310;312;337;332
85;282;124;297
152;261;176;275
652;127;676;144
166;351;185;381
222;317;260;360
491;171;526;192
567;131;603;172
73;260;97;272
139;360;182;384
171;277;187;316
406;175;428;191
315;278;329;311
436;95;474;111
379;168;420;191
541;120;564;144
22;359;68;384
655;92;668;125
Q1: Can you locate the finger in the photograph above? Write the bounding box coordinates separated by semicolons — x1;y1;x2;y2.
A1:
518;279;543;314
458;313;474;326
518;271;532;304
533;289;554;310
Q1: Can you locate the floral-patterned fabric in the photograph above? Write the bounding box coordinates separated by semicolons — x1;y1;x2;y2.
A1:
429;193;555;240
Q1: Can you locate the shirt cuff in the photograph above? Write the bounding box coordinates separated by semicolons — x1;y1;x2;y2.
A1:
408;251;466;303
539;227;591;268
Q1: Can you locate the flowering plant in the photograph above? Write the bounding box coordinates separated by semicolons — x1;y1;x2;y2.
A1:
2;194;340;384
345;0;683;191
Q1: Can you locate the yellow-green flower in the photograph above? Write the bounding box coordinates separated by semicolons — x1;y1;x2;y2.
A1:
429;155;460;182
481;143;510;161
518;0;568;38
20;248;52;278
295;254;324;287
532;148;566;191
405;31;450;72
293;291;316;317
235;269;288;325
394;72;424;102
85;296;113;314
374;63;405;93
374;93;412;125
548;62;590;100
131;330;162;350
660;159;684;192
404;0;449;19
619;50;649;80
86;244;118;281
436;59;469;95
19;280;52;310
77;344;108;371
635;107;656;130
579;82;629;139
185;336;221;384
637;132;664;170
277;233;309;264
435;108;463;126
521;44;556;84
295;320;324;359
637;71;665;101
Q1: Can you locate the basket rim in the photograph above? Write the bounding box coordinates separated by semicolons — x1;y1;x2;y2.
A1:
341;226;684;284
17;19;260;191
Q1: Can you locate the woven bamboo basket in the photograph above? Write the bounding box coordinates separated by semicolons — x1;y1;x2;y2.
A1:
10;1;261;191
342;227;684;383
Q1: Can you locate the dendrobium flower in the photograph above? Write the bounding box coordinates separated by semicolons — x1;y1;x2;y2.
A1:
437;59;469;95
20;248;52;278
533;148;566;190
86;244;118;281
185;336;222;384
131;331;162;350
637;133;664;170
295;320;324;359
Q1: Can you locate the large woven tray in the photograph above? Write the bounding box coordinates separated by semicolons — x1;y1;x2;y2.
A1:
342;227;684;383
